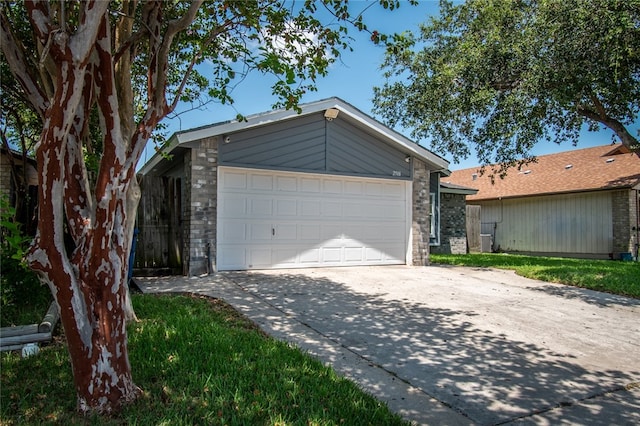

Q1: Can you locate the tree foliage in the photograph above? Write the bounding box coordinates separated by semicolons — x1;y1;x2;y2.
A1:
373;0;640;168
0;0;404;415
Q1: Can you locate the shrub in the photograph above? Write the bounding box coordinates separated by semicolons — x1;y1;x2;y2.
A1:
0;196;51;326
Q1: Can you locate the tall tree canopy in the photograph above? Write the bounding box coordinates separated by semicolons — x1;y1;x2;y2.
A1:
0;0;404;415
373;0;640;168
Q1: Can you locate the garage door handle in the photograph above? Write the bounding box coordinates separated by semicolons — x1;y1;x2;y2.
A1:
272;228;275;236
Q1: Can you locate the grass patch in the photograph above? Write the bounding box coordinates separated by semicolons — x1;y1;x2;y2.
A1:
1;293;408;425
431;253;640;299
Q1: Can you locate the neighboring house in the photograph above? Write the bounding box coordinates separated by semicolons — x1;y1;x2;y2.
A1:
0;147;38;234
445;144;640;260
137;98;454;275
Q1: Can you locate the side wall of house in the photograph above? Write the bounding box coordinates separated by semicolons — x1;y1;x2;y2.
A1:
431;192;467;254
474;191;614;258
184;137;219;276
412;159;431;265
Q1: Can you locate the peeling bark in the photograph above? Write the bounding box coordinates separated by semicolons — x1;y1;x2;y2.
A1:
2;0;208;413
5;2;140;414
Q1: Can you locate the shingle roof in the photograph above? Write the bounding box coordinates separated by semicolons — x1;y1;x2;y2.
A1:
445;143;640;201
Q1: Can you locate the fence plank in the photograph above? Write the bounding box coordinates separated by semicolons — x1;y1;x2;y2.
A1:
466;205;481;253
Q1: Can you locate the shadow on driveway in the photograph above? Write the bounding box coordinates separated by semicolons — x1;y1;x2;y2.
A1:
223;269;640;425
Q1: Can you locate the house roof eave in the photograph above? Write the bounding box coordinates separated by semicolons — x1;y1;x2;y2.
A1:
440;181;478;195
138;133;180;176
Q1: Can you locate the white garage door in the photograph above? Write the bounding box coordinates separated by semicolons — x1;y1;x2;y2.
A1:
217;167;410;270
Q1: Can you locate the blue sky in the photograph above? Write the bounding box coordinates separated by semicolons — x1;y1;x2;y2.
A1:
152;0;639;171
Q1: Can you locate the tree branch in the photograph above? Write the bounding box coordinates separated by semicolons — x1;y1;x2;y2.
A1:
63;59;96;246
124;0;204;170
576;102;640;154
149;0;203;115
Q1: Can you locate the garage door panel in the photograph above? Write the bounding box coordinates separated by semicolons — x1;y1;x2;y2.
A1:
365;247;383;261
276;199;297;216
320;225;342;240
322;247;342;262
250;174;273;190
223;171;248;189
344;181;363;194
301;200;321;216
276;176;297;191
343;225;364;240
344;203;363;217
218;167;408;270
223;196;247;216
250;198;273;216
271;248;299;266
300;178;320;192
274;224;297;240
377;224;405;240
248;248;272;268
250;223;272;240
219;247;246;270
321;201;342;216
222;222;247;240
300;224;321;240
299;249;321;263
344;247;365;262
323;179;343;193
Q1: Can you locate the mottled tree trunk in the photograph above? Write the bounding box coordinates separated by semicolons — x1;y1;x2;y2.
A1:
22;2;141;414
3;0;202;414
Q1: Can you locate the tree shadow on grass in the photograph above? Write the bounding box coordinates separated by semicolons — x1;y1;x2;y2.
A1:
525;282;640;308
224;271;640;425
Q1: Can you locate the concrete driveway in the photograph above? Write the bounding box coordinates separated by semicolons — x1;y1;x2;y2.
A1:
136;265;640;425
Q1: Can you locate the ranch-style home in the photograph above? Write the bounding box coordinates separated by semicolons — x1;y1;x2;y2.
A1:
136;97;455;275
445;143;640;260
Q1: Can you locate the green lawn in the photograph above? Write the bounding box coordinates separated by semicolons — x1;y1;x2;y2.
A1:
430;253;640;299
1;294;408;425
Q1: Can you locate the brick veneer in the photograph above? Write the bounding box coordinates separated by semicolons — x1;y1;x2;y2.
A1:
431;192;467;254
612;189;639;257
412;159;430;265
184;137;219;275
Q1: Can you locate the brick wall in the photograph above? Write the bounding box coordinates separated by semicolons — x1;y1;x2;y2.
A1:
184;137;219;275
612;189;639;258
412;159;430;265
431;192;467;254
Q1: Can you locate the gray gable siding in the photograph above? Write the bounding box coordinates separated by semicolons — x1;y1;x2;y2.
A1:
327;118;411;178
219;112;411;180
219;113;326;171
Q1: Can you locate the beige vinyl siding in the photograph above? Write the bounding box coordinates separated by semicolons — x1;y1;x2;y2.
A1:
477;192;613;255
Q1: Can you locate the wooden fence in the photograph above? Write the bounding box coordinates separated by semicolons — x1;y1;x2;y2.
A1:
466;205;481;253
134;175;182;273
